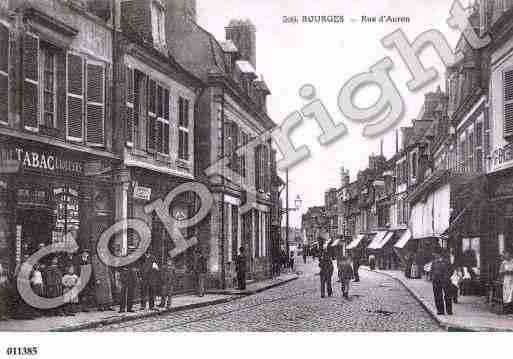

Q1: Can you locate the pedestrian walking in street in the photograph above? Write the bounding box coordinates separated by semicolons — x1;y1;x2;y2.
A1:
289;251;295;272
159;258;176;309
352;254;360;282
499;250;513;314
140;252;159;311
319;251;334;298
119;265;137;313
194;249;207;297
236;247;247;290
431;247;454;316
338;256;354;299
369;254;376;271
62;266;80;316
303;250;307;264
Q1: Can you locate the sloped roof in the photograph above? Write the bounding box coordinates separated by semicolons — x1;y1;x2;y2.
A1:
220;40;238;53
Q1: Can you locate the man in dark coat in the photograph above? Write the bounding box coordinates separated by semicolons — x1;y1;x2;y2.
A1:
352;253;361;282
44;257;64;316
319;251;334;298
140;252;159;310
431;248;454;316
194;249;208;297
119;264;137;313
77;250;95;312
235;247;247;290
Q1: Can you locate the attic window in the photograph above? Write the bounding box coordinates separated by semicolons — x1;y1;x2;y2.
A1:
151;1;166;49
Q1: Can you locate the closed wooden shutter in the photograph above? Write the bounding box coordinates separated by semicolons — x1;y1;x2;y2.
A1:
0;23;8;124
67;53;84;141
503;69;513;138
86;62;105;146
163;88;170;154
23;33;39;131
126;66;134;146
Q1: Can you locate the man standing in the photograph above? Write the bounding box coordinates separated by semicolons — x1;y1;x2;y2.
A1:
140;252;159;311
119;264;137;313
431;247;454;316
303;249;308;264
319;251;334;298
236;247;247;290
77;250;94;312
352;253;361;282
194;249;207;297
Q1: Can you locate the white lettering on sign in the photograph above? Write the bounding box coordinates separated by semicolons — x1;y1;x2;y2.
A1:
1;147;83;175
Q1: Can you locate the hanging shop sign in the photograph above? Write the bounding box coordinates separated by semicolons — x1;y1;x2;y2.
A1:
133;185;152;201
0;145;83;176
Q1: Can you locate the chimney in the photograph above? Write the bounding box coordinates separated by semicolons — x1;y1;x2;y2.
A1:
226;19;257;69
86;0;112;21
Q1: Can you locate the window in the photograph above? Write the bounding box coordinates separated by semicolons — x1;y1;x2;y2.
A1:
503;69;513;137
147;79;157;152
154;84;170;155
178;97;190;160
40;46;57;128
0;23;9;124
411;152;417;179
65;52;105;145
232;205;239;262
151;1;166;49
240;131;248;178
476;121;483;172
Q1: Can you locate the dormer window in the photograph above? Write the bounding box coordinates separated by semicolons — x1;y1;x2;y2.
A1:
151;1;166;50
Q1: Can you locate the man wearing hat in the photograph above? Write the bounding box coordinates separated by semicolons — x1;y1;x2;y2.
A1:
78;249;94;312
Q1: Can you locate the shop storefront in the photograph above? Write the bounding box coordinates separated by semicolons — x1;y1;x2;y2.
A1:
126;167;200;294
0;138;116;302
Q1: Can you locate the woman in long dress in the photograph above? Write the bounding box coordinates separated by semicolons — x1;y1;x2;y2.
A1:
499;251;513;313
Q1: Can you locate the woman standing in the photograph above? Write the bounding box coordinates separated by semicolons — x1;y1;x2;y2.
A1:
499;251;513;313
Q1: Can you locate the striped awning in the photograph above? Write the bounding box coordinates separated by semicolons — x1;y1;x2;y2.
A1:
394;229;412;249
369;231;395;250
368;231;389;250
347;234;365;250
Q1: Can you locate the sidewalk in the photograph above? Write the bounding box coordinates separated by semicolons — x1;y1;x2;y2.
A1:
207;273;299;295
0;274;299;332
363;267;513;332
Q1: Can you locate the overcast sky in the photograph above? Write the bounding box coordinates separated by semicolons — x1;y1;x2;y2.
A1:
197;0;462;228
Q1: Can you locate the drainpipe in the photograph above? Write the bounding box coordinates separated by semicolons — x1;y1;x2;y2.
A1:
220;87;226;289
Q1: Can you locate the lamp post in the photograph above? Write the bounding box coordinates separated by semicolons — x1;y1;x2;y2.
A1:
284;168;302;256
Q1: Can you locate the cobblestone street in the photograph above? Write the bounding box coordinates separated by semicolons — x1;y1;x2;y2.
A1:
90;260;441;332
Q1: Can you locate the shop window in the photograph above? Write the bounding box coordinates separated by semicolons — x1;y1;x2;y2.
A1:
178;97;190;160
147;79;157;152
0;23;8;125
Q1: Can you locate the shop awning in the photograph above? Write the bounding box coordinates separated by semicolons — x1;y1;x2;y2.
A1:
394;229;412;249
330;238;343;247
368;231;389;250
347;234;365;250
369;231;395;250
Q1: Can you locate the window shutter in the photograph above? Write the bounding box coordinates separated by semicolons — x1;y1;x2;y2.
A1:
163;88;170;154
86;62;105;146
147;79;156;152
67;53;84;141
126;66;134;145
0;24;8;123
23;33;39;131
504;69;513;137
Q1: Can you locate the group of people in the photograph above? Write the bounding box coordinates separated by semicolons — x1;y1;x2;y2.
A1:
0;247;210;320
318;251;360;299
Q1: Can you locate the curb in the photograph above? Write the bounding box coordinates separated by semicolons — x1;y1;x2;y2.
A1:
363;268;512;332
206;275;300;295
51;296;237;332
52;275;299;332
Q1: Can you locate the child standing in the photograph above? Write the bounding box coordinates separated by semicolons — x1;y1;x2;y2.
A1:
62;266;80;316
159;258;176;309
338;256;354;299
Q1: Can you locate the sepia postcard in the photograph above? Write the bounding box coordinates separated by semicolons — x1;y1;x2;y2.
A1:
0;0;512;357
